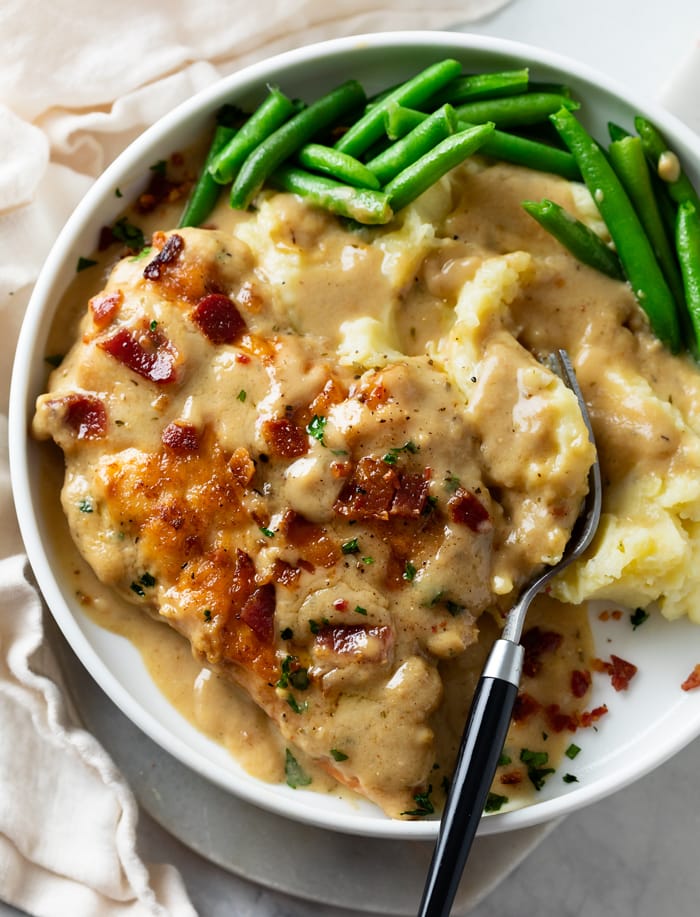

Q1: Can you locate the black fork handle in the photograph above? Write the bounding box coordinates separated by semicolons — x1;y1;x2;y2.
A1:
417;639;523;917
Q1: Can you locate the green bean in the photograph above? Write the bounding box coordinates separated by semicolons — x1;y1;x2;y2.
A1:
635;116;700;210
208;88;298;185
608;121;632;142
522;199;624;279
460;120;579;180
455;93;578;129
230;80;366;210
551;107;681;352
269;165;392;224
608;135;685;307
384;122;495;213
178;124;237;228
430;68;530;105
365;104;457;184
677;202;700;358
334;58;462;157
296;143;380;189
382;105;579;180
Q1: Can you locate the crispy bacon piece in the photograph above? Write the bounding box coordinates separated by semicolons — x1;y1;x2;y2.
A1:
544;704;577;733
279;510;339;568
512;691;541;723
389;470;430;518
143;233;184;281
98;326;177;384
58;394;107;439
162;421;200;454
578;704;609;728
240;583;276;644
447;486;490;532
571;668;592;699
521;626;564;678
192;293;246;345
499;771;523;785
314;624;393;664
261;417;308;459
334;456;400;520
681;664;700;691
89;291;123;329
593;654;638;691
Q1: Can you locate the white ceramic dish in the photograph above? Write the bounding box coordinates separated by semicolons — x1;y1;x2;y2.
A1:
9;30;700;841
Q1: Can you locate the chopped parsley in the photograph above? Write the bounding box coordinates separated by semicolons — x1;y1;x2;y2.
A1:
149;319;159;332
284;749;312;788
281;627;294;640
330;748;349;762
45;353;64;368
139;572;156;587
361;556;374;565
76;256;97;272
563;773;579;784
520;748;555;791
130;582;146;597
444;472;461;492
112;217;145;252
341;538;360;555
77;497;94;513
401;785;435;817
306;414;327;445
115;187;123;198
403;561;417;582
203;609;212;621
259;526;276;538
565;743;581;760
382;440;419;465
286;694;307;714
150;159;167;176
630;607;650;630
354;605;367;616
498;752;512;766
237;389;247;402
484;792;509;813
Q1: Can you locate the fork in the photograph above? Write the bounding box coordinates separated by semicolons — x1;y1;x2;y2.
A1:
417;349;602;917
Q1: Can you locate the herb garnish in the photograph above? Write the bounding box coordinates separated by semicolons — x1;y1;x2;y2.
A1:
284;749;312;788
111;217;145;252
630;607;650;630
520;748;555;791
401;785;435;817
306;414;327;445
354;605;367;616
76;256;97;272
403;561;417;582
330;749;349;762
78;497;93;513
237;389;247;402
484;792;509;813
565;743;581;760
382;440;419;465
563;773;579;783
259;526;276;538
341;538;360;555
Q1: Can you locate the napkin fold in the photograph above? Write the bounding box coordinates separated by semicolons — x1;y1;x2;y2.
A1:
0;2;511;914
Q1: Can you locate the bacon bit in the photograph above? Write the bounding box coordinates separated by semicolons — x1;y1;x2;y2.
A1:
269;559;301;588
334;455;400;520
236;353;251;364
512;692;541;723
230;549;256;608
279;510;339;568
240;583;276;643
314;623;392;663
594;654;638;691
447;487;490;532
612;609;623;620
89;291;123;329
261;417;308;458
578;704;609;728
192;293;246;345
136;170;187;214
544;704;577;733
143;233;184;281
161;421;200;454
571;668;592;699
57;394;107;439
499;771;523;786
521;626;564;678
390;470;430;518
333;598;349;611
228;447;255;488
300;377;347;428
98;326;177;384
598;610;610;621
353;377;390;409
681;664;700;692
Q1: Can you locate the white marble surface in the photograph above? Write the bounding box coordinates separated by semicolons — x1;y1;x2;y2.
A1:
3;1;700;914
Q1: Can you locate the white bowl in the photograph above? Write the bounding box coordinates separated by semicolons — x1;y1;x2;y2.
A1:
9;30;700;840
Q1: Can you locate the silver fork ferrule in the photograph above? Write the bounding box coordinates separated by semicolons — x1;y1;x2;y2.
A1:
482;638;524;686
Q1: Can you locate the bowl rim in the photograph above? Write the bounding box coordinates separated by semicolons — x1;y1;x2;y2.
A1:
9;28;700;841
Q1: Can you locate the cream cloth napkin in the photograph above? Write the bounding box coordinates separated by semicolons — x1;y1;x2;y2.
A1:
0;2;511;915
